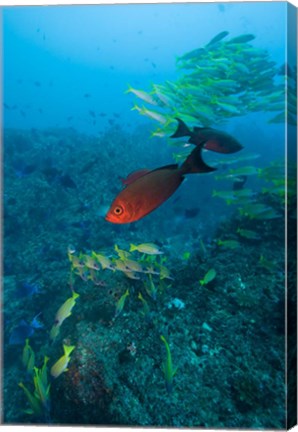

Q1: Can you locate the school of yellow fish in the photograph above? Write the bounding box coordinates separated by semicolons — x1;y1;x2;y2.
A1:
126;31;296;140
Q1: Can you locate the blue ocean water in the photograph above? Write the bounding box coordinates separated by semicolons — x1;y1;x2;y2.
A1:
2;2;297;428
3;2;286;132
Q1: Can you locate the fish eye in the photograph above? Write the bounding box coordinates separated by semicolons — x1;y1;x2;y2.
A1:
114;206;123;215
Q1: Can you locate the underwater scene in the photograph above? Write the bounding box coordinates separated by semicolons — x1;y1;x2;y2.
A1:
2;1;297;429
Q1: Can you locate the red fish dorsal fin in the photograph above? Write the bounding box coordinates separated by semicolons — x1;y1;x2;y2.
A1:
121;169;150;186
150;164;179;173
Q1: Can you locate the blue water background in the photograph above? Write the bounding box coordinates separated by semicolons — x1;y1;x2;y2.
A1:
4;2;285;135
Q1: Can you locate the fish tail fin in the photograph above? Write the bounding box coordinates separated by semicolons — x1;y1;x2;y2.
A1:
180;145;217;174
63;344;75;357
129;244;137;252
131;104;141;112
125;84;133;94
170;118;192;138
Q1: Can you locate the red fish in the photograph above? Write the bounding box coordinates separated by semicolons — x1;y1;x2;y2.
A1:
105;144;215;224
171;118;243;154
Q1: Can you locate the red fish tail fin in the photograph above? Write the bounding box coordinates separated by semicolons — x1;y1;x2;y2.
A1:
170;118;192;138
180;145;216;174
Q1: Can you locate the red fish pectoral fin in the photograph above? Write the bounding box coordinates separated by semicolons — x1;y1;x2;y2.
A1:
204;138;243;154
204;139;227;153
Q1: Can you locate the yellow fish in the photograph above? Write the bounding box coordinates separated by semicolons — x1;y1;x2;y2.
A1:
137;106;167;124
228;166;260;177
49;324;60;341
22;339;35;374
18;382;42;416
129;243;163;255
92;251;114;270
26;347;35;375
144;274;158;300
83;255;100;270
212;190;237;201
68;254;84;269
114;245;132;260
22;339;33;369
138;292;150;316
115;289;129;317
200;268;216;286
54;291;79;327
40;356;50;390
33;361;50;408
122;259;144;273
114;259;132;272
157;264;174;280
125;86;157;106
50;345;75;379
217;239;240;249
237;228;261;240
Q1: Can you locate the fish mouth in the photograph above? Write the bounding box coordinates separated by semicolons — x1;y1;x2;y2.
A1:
105;214;133;224
105;214;123;224
104;214;113;223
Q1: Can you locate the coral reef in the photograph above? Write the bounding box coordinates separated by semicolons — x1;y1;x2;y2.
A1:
3;123;290;428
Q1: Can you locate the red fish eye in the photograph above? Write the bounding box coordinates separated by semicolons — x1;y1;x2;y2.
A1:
114;206;123;215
